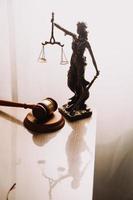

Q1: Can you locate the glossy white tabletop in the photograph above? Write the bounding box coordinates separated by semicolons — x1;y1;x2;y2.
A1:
0;107;96;200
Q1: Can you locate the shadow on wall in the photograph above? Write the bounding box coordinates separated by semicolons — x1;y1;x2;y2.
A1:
93;130;133;200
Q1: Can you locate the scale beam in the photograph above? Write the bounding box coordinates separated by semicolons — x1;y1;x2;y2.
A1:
42;12;64;47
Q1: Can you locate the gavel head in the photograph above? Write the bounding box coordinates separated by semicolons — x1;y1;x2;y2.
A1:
32;98;58;121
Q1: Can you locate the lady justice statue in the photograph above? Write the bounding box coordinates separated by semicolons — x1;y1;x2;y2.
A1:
54;21;99;121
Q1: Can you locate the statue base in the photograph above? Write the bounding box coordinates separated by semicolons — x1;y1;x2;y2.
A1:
23;111;65;134
58;104;92;121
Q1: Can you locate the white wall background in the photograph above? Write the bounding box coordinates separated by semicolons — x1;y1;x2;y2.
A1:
0;1;11;99
0;0;133;199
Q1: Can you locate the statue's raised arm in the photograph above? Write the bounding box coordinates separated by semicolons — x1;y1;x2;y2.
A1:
54;23;77;39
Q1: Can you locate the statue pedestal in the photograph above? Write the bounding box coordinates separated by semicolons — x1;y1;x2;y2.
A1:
59;104;92;121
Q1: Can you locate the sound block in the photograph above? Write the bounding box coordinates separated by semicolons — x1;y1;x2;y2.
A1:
23;111;65;134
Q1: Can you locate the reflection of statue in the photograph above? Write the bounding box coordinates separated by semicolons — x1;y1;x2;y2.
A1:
54;22;99;120
65;122;91;189
38;121;91;199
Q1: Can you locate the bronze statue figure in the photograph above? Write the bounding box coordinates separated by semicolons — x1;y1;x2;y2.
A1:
54;20;99;121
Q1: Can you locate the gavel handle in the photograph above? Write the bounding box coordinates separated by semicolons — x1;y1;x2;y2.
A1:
0;100;35;109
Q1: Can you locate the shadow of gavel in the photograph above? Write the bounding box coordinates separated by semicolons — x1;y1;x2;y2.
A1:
0;98;58;121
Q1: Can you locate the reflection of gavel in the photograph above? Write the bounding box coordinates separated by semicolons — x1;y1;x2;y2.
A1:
0;98;58;121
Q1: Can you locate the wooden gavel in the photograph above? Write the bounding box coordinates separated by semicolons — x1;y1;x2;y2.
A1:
0;98;58;121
